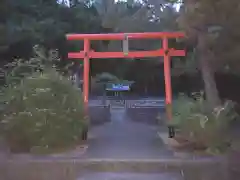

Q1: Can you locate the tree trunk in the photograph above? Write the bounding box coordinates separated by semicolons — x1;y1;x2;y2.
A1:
197;33;221;109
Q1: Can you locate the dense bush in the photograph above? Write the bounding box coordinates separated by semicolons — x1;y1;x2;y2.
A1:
0;67;87;153
171;92;238;153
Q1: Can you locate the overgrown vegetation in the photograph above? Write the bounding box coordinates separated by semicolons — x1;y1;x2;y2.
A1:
0;0;240;156
171;92;239;154
0;48;87;153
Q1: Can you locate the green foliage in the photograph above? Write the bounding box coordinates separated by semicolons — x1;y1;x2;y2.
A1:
0;60;87;153
172;92;238;153
1;0;102;56
2;45;60;87
178;0;240;74
1;0;184;85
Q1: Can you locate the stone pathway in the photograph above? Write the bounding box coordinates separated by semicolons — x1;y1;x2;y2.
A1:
78;109;183;179
83;109;172;159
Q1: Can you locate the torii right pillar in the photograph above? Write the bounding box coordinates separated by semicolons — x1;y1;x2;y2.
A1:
163;37;174;138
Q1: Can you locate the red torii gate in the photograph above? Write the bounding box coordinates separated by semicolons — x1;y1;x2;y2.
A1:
66;32;185;137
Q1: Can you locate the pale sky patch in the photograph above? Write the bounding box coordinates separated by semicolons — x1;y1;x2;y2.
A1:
58;0;181;11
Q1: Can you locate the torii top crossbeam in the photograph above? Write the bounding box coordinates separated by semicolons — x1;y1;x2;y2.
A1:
66;32;184;40
66;32;184;58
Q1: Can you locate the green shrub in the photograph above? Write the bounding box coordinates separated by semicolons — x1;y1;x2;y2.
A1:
0;68;87;153
172;92;238;153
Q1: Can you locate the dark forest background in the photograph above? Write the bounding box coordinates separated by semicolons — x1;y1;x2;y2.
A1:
1;0;240;104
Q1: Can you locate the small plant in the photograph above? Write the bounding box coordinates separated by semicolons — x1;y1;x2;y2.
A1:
171;92;238;153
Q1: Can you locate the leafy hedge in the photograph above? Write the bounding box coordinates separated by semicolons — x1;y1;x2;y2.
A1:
171;92;238;153
0;68;87;153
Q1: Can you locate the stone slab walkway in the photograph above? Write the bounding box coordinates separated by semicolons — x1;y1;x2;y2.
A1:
82;109;173;159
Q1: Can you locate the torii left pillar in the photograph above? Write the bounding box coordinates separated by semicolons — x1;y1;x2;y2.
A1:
83;39;90;112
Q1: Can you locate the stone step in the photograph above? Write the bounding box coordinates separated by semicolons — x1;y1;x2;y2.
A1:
2;158;227;180
77;172;183;180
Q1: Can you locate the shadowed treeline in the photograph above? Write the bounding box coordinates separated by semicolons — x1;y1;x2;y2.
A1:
90;70;240;104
